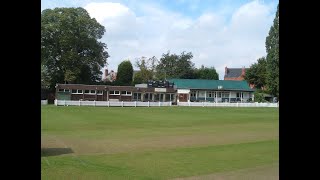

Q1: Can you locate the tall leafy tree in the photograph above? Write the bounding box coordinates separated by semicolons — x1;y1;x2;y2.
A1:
116;60;133;85
265;4;279;97
132;71;144;84
245;57;267;89
156;51;195;79
41;64;51;89
41;7;109;90
194;65;219;80
134;56;158;82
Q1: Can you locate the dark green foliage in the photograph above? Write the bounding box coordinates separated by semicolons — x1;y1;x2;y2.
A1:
194;65;219;80
253;92;267;103
156;51;195;79
116;60;133;85
41;7;108;90
265;4;279;98
132;71;144;84
245;57;267;89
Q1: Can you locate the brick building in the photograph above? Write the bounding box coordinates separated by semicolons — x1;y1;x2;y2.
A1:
224;66;255;89
55;82;176;102
224;66;248;81
102;69;117;82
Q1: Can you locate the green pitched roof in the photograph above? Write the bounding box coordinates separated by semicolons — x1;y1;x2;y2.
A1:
168;79;254;91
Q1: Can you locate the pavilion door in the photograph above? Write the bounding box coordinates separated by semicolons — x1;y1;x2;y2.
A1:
217;92;222;102
179;94;188;102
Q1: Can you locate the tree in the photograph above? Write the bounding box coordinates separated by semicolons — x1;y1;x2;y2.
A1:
253;91;267;103
156;51;195;79
116;60;133;85
265;4;279;98
132;71;143;84
41;64;51;89
194;65;219;80
41;7;109;90
245;57;267;89
134;56;158;82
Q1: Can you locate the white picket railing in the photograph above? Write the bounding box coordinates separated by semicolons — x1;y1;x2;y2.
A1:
41;100;48;105
54;100;173;107
177;102;278;107
54;100;278;107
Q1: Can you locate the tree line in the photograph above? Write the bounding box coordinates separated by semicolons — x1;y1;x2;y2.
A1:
116;51;219;86
245;4;279;99
41;5;278;99
41;7;219;90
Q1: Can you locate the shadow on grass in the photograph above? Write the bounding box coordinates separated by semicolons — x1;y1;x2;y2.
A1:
41;148;74;157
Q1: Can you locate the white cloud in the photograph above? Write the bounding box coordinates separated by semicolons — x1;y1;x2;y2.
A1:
84;2;134;24
83;0;276;79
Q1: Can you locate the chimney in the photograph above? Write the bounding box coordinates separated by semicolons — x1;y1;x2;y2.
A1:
105;69;108;78
225;66;228;75
113;72;117;81
241;66;245;76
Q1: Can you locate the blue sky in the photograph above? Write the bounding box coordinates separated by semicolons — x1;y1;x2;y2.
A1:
41;0;278;80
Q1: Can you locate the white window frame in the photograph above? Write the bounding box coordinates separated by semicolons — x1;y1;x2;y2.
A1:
59;89;70;92
84;90;96;94
110;90;120;95
190;91;196;97
133;93;141;100
121;91;132;96
207;91;214;98
72;89;84;94
222;92;229;98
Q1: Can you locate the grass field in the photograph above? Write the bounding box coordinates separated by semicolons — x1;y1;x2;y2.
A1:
41;106;278;180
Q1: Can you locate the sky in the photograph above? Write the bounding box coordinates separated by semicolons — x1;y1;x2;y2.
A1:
41;0;278;80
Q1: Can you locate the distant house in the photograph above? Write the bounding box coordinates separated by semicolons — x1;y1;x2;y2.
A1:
224;66;249;81
102;69;117;82
224;66;255;89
